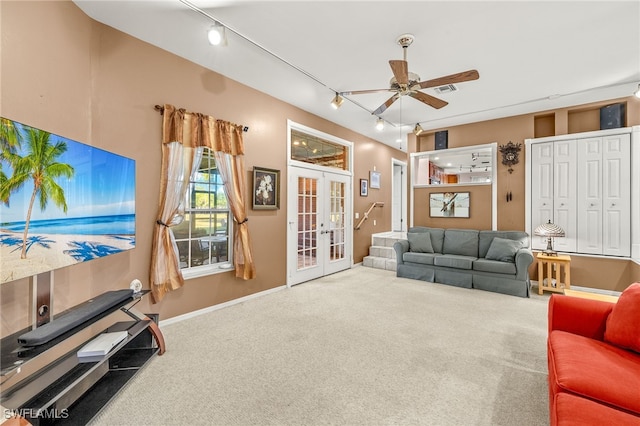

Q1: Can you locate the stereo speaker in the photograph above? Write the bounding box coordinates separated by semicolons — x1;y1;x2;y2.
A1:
600;103;625;130
435;130;448;150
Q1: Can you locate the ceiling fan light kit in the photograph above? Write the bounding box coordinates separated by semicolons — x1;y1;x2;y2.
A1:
331;33;480;123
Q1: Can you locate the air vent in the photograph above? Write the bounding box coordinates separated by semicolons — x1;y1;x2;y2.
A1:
434;84;458;94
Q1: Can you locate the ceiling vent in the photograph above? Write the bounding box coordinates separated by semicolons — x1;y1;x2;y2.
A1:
434;84;458;94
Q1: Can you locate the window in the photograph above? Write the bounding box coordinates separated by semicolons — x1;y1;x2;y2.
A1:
290;129;349;170
172;149;231;274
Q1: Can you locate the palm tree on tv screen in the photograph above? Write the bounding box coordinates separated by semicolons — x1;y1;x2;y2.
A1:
0;118;23;205
2;127;74;259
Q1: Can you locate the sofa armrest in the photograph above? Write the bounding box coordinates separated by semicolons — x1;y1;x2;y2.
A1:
514;248;534;280
548;294;614;340
393;240;409;265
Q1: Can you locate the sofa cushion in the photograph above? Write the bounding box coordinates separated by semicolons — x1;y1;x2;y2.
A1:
407;232;434;253
548;330;640;416
553;393;640;426
485;237;522;262
472;258;517;275
442;229;479;257
605;282;640;353
434;254;476;270
408;227;445;253
403;252;440;266
479;230;529;258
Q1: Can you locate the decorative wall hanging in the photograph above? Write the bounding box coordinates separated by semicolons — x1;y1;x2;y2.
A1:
360;179;369;197
429;192;470;218
499;141;522;202
370;171;381;189
499;141;522;174
252;167;280;210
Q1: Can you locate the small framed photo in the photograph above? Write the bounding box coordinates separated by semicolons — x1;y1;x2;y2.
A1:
370;170;381;189
252;167;280;210
360;179;368;197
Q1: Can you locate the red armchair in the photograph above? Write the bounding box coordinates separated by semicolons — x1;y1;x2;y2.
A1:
547;292;640;425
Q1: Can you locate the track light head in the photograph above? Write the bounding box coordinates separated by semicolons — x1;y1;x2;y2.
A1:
331;93;344;109
375;117;385;131
413;123;424;136
207;24;226;46
635;84;640;98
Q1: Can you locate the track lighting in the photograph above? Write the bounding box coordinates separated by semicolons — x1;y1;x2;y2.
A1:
207;23;226;46
330;93;344;109
375;117;385;131
413;123;424;136
635;84;640;98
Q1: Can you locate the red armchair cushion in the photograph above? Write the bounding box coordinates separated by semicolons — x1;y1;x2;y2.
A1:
553;393;640;426
605;283;640;353
548;294;613;340
548;330;640;415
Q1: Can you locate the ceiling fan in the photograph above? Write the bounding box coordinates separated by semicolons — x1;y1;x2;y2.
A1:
338;34;480;116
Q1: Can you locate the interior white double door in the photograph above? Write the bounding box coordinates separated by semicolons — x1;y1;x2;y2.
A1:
287;167;352;286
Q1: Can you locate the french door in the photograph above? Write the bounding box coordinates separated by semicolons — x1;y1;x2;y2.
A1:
287;167;351;286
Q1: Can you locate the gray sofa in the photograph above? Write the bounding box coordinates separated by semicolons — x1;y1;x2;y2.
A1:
393;227;534;297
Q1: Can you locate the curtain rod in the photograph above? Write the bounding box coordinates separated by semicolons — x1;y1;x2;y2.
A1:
154;105;249;132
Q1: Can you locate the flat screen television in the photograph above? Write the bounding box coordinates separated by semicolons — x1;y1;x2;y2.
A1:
0;117;135;284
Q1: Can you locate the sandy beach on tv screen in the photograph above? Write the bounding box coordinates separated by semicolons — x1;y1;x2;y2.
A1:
1;231;134;284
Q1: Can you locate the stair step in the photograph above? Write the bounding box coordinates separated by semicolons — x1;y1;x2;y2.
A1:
363;256;397;271
372;236;405;247
364;232;404;271
368;245;395;259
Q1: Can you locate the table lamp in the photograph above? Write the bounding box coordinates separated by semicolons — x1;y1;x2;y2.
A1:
534;220;565;256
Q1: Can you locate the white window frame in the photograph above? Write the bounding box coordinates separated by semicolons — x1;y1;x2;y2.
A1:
176;148;233;280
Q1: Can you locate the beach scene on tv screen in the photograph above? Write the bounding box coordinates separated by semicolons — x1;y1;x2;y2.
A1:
0;117;135;284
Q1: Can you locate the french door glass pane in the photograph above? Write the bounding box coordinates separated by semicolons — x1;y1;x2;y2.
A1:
329;180;345;261
297;177;318;270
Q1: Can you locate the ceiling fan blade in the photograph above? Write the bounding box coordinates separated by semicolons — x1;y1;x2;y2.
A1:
409;91;448;109
340;88;393;96
389;60;409;86
417;69;480;90
373;93;400;116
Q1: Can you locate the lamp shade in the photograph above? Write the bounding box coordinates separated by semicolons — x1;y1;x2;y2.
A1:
534;220;565;237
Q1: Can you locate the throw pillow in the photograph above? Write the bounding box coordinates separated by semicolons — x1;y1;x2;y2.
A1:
485;237;521;262
408;232;434;253
604;282;640;353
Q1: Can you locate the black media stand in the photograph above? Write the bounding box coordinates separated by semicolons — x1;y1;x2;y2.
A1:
0;290;165;425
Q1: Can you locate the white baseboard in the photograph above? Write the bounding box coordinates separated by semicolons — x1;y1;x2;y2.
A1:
159;285;287;327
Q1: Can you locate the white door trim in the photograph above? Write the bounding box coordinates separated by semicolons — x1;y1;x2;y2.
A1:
391;158;407;232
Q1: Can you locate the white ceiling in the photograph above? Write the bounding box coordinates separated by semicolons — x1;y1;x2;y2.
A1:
73;1;640;151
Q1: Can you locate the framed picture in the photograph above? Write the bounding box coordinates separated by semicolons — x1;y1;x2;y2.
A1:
370;170;381;189
252;167;280;210
360;179;368;197
429;192;470;218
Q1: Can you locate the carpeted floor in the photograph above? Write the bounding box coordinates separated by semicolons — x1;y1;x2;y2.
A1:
89;266;551;426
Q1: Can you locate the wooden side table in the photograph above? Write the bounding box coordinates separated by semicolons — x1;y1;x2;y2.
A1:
563;289;619;303
537;253;571;294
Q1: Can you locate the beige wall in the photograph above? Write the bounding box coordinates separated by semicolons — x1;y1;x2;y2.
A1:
0;1;402;336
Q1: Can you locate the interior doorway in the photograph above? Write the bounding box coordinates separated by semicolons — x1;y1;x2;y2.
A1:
391;158;407;232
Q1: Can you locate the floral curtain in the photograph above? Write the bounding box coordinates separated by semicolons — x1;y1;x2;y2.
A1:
150;104;256;303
